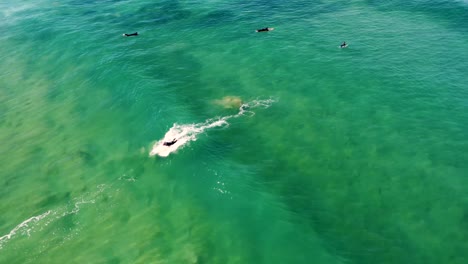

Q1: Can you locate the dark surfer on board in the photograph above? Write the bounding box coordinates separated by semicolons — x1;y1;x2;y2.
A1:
256;27;274;32
340;41;347;48
123;32;138;37
163;139;177;146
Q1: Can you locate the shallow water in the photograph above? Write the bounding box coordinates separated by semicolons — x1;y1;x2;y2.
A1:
1;0;467;263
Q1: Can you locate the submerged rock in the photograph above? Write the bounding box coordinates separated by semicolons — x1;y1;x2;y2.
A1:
213;96;242;109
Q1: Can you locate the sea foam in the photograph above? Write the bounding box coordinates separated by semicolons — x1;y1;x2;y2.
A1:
149;99;275;157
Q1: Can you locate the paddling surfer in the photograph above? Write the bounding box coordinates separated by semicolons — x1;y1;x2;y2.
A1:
256;27;273;32
123;32;138;37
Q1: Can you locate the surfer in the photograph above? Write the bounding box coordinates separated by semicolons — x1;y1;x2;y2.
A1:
256;27;273;32
123;32;138;37
340;41;347;48
163;139;177;146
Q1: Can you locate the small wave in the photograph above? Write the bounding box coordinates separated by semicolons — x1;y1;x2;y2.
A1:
0;210;51;249
149;98;275;157
0;184;107;250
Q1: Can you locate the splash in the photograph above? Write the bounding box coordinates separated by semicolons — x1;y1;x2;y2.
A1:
149;99;275;157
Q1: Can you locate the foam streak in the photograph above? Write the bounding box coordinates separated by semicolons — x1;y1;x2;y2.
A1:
149;99;275;157
0;210;51;249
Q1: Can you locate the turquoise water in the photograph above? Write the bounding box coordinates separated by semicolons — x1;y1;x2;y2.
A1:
1;0;467;263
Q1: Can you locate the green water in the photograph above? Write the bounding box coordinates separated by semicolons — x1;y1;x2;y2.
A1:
1;0;467;263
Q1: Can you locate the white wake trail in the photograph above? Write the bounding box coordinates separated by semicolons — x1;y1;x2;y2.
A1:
149;99;275;157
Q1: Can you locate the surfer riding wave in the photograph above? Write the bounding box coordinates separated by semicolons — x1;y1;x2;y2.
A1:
149;98;275;157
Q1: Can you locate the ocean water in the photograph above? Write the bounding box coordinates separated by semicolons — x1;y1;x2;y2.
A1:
1;0;467;263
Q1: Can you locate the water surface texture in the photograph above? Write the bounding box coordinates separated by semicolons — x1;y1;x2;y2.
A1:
1;0;467;263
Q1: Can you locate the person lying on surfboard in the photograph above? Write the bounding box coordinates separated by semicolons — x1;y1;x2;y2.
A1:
123;32;138;37
256;27;274;32
163;139;177;146
340;41;347;48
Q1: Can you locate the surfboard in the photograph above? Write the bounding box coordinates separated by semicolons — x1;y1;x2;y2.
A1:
339;44;348;48
256;27;274;32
